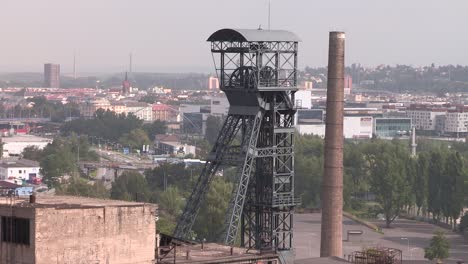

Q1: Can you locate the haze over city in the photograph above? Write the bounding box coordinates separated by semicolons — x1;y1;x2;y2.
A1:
1;0;468;73
0;1;467;264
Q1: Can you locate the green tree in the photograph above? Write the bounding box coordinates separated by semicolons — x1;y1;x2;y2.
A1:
192;178;232;241
368;141;410;227
143;120;167;140
459;213;468;232
415;152;430;216
446;152;465;227
21;146;43;161
424;231;450;263
61;109;143;142
294;135;324;208
111;171;151;201
158;186;184;216
40;152;77;187
428;152;444;221
119;128;151;151
56;177;109;199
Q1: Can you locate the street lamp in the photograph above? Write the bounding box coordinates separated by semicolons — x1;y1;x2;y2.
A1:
401;237;410;260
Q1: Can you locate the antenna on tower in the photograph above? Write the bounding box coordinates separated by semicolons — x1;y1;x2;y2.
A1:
268;0;271;30
129;52;133;75
73;52;76;80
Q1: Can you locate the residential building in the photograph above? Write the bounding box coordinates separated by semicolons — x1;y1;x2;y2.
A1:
373;118;412;138
152;104;175;122
208;76;219;90
210;96;229;116
295;90;312;109
80;98;112;118
303;81;313;89
444;106;468;135
0;159;41;184
406;104;447;131
0;195;156;264
44;63;60;88
111;102;127;115
126;102;153;122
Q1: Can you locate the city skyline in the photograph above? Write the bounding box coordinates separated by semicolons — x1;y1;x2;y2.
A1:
1;0;468;73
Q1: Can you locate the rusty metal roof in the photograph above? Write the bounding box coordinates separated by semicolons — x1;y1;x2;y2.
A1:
207;28;301;42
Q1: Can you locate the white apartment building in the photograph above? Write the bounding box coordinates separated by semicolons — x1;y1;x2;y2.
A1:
406;105;447;131
125;102;153;122
444;108;468;134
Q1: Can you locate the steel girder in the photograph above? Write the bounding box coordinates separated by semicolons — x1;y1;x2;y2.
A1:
173;114;242;238
175;35;299;253
222;111;263;245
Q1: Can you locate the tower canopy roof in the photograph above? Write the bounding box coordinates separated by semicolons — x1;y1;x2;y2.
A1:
207;28;301;42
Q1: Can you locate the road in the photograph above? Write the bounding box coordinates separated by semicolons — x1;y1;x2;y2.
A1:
93;147;150;164
294;213;468;263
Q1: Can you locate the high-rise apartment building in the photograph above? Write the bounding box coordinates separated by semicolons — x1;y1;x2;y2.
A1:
44;63;60;88
208;76;219;90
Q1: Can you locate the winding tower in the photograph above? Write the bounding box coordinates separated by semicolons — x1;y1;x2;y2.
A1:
174;28;300;252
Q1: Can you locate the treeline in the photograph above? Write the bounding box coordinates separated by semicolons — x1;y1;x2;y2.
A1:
301;64;468;94
61;109;166;151
22;135;99;186
295;135;468;228
0;96;80;122
109;165;231;241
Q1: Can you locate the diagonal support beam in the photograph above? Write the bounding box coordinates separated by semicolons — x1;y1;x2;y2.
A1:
222;111;264;245
173;115;242;239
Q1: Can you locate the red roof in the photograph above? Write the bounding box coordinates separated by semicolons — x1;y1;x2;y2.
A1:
152;104;171;111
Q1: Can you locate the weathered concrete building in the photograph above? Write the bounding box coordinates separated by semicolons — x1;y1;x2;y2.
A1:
0;195;157;264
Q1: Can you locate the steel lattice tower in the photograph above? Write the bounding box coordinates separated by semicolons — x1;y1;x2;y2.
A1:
174;28;300;252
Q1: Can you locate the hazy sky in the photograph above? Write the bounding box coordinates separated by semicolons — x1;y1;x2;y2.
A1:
1;0;467;73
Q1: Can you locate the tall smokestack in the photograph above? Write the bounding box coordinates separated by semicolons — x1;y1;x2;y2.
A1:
320;31;345;258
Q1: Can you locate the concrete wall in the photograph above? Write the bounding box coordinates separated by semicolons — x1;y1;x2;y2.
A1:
34;204;156;264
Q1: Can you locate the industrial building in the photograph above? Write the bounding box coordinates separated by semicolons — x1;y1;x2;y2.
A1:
0;159;41;184
373;118;412;138
0;195;156;264
1;135;52;158
406;104;446;131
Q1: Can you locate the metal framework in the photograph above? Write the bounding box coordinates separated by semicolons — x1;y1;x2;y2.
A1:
174;28;300;252
348;247;403;264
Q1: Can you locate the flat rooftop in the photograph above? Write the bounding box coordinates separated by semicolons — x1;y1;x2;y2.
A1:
0;195;155;209
1;135;52;143
0;158;39;168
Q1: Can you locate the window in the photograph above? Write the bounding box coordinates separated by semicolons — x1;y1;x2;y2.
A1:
1;216;30;245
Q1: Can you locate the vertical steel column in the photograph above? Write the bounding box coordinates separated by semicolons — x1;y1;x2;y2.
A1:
320;31;345;257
